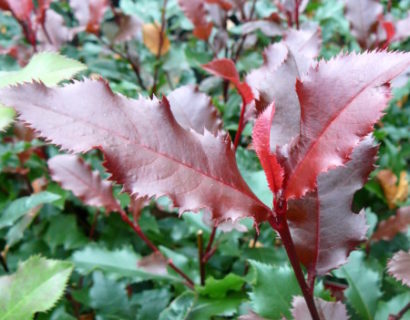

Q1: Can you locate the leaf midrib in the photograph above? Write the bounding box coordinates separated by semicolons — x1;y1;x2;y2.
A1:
22;100;268;211
286;62;393;196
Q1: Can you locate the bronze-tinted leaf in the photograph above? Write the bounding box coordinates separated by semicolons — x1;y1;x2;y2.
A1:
287;136;377;276
371;206;410;242
283;51;410;200
178;0;213;40
48;154;121;213
167;85;222;135
343;0;383;49
253;103;284;194
291;296;348;320
137;252;168;276
387;250;410;287
0;79;269;224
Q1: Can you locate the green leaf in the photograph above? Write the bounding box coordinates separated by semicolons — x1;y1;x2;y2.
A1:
159;292;195;320
0;52;86;130
0;256;73;320
89;271;131;319
196;273;245;299
375;292;410;320
0;53;86;87
72;245;182;283
0;192;61;229
248;260;301;319
45;215;88;251
0;107;15;132
334;251;382;320
131;288;172;320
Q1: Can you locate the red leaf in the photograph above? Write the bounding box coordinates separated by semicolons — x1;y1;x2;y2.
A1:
69;0;108;35
178;0;213;40
48;154;121;213
206;0;233;11
343;0;383;49
246;43;301;145
167;85;222;135
291;296;348;320
282;51;410;200
371;206;410;242
252;103;284;194
202;58;253;105
241;20;284;37
287;136;376;276
387;250;410;287
283;24;322;75
137;252;168;276
36;0;53;25
37;10;77;51
4;0;34;21
393;14;410;42
0;79;269;225
112;13;142;44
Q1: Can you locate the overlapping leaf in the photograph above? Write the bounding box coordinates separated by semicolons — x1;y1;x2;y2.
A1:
69;0;108;34
202;58;253;105
247;26;320;147
167;85;222;135
291;296;348;320
252;103;284;194
387;250;410;287
282;51;410;199
371;206;410;242
48;154;122;213
0;79;269;224
287;136;376;277
247;42;301;146
343;0;383;49
178;0;213;40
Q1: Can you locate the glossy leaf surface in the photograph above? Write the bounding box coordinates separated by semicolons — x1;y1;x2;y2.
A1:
0;79;269;224
48;154;122;213
387;250;410;287
283;51;410;199
287;137;376;276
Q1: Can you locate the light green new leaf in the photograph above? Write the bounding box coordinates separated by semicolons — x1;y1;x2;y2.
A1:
0;256;73;320
0;52;86;130
248;260;301;319
334;251;382;320
72;245;182;283
196;273;246;299
0;192;61;229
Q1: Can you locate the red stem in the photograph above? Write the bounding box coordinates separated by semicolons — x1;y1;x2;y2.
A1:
233;101;247;149
118;209;194;288
389;302;410;320
204;226;217;256
295;0;300;30
269;206;320;320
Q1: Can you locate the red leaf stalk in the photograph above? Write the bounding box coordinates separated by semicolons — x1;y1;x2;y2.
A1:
269;200;320;320
233;100;247;149
118;209;194;288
